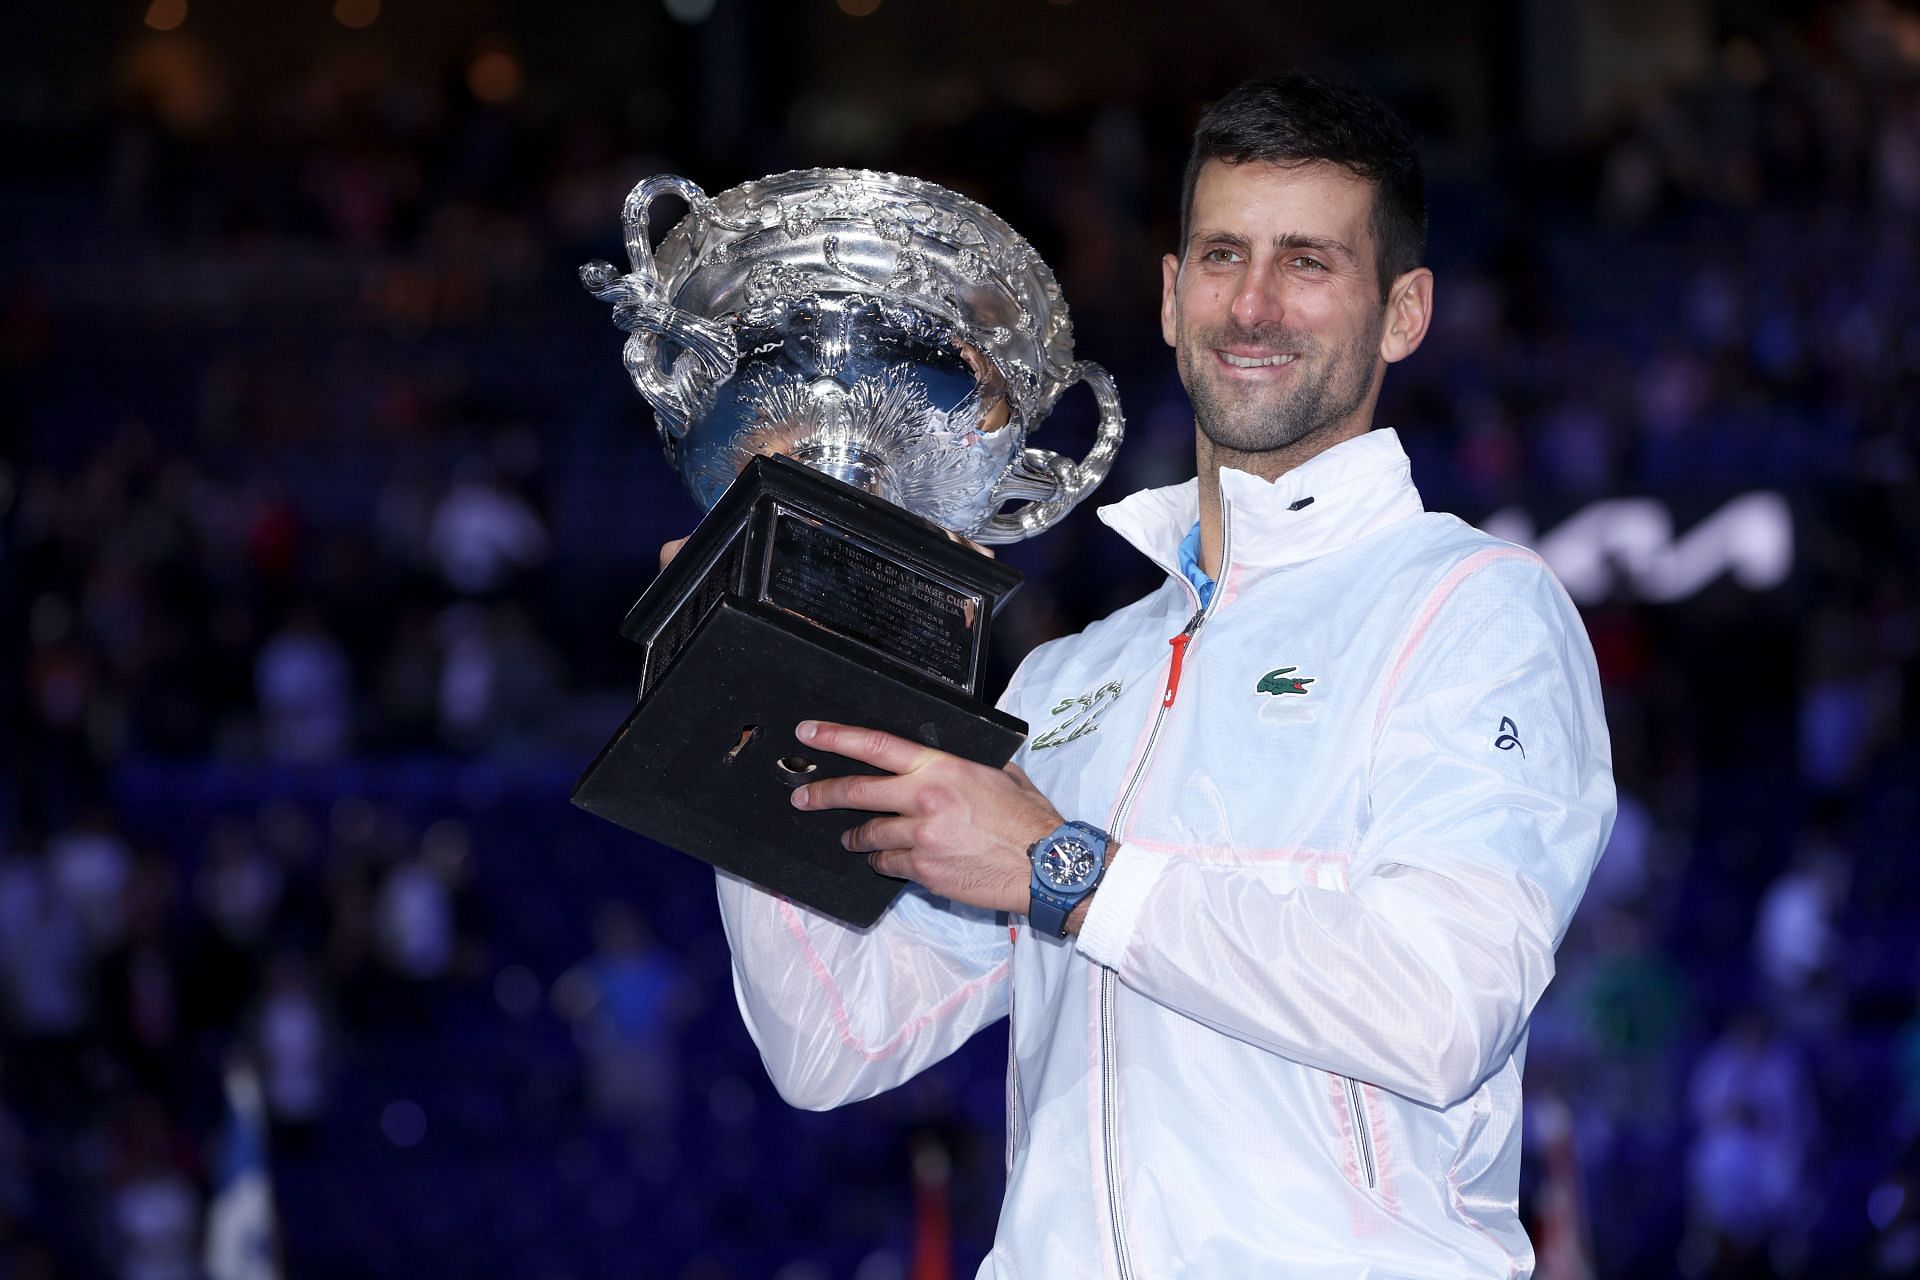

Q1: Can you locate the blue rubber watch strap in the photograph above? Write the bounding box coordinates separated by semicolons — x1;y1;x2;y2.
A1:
1028;888;1072;937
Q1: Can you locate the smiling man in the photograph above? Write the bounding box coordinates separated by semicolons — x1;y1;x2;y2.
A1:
714;74;1615;1277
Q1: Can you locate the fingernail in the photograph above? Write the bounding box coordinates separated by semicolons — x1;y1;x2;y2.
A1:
791;786;809;808
796;721;818;742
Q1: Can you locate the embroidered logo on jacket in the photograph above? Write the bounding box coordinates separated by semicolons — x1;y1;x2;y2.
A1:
1031;680;1122;750
1256;666;1316;697
1495;716;1526;758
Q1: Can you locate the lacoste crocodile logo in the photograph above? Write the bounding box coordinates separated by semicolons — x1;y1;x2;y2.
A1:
1256;667;1316;697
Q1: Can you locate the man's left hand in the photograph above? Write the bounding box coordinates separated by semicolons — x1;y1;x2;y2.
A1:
788;720;1059;916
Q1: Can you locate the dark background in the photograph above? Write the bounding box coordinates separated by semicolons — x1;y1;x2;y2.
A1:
3;0;1918;1276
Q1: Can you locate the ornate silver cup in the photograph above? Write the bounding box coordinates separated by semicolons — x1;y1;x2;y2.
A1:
574;170;1120;926
578;168;1124;542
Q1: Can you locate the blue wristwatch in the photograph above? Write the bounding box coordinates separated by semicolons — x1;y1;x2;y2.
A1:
1026;821;1112;937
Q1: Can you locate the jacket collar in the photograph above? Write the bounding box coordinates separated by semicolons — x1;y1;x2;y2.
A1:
1096;428;1425;578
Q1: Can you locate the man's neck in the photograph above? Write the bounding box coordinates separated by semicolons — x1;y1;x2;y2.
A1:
1194;423;1370;579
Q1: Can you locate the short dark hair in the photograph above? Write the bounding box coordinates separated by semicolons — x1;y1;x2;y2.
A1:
1179;73;1427;302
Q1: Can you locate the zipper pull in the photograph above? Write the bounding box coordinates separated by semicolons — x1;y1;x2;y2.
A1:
1162;609;1205;709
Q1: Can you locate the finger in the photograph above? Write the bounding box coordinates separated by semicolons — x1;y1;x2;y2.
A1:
841;815;918;853
791;772;911;814
866;849;912;880
659;535;691;570
796;720;939;775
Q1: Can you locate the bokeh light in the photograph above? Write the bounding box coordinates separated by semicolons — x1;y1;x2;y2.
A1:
333;0;381;30
380;1100;428;1149
143;0;186;31
466;47;524;105
663;0;717;23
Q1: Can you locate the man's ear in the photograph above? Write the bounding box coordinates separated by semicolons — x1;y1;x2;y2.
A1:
1379;267;1434;365
1160;253;1181;349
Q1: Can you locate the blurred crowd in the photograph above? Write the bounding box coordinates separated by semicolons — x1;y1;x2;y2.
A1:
4;1;1920;1277
12;421;562;785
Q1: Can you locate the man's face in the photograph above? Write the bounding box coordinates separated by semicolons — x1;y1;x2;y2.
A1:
1162;159;1390;456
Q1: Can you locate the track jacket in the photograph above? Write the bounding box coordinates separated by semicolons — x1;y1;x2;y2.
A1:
717;428;1616;1278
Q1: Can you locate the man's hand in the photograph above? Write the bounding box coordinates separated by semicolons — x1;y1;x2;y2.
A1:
788;720;1059;916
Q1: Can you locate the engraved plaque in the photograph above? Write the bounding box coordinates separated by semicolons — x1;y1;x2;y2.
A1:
762;509;979;691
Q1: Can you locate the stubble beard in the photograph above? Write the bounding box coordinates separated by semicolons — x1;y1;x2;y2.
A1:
1178;314;1385;458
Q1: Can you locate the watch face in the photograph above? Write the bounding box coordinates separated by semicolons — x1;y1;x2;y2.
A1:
1039;838;1097;890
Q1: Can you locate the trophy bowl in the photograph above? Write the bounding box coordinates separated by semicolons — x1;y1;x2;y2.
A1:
572;169;1125;926
578;168;1124;542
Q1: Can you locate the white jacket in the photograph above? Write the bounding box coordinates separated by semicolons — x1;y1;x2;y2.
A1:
717;429;1615;1279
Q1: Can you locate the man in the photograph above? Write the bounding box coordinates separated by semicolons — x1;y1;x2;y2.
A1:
713;74;1614;1277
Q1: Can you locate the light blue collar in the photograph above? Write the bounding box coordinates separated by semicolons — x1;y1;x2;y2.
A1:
1176;521;1215;609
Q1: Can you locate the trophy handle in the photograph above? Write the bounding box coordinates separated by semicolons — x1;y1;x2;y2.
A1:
618;174;707;284
976;361;1126;544
580;175;738;445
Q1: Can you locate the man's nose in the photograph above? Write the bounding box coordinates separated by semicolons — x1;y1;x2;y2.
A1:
1229;264;1287;331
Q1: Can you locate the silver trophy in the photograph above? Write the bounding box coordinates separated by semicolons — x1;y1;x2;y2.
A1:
577;167;1123;540
572;169;1124;926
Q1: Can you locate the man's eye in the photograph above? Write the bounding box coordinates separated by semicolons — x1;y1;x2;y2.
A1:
1201;247;1243;264
1289;256;1326;272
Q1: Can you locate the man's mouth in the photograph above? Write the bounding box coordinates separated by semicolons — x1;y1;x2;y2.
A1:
1217;351;1297;369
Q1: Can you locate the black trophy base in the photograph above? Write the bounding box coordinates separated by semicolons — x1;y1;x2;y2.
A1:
572;455;1028;928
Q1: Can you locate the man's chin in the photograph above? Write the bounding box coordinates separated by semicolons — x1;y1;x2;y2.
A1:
1196;417;1309;456
1191;389;1308;448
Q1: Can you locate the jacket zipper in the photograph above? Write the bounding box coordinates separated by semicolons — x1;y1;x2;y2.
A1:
1344;1076;1378;1189
1006;936;1022;1177
1097;508;1230;1280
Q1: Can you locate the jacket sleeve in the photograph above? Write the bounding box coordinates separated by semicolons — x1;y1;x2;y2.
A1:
714;648;1053;1110
1073;553;1616;1109
716;874;1011;1110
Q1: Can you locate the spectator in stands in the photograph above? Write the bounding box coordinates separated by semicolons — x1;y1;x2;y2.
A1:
0;843;93;1122
426;456;548;597
253;604;353;763
99;850;182;1094
483;603;561;751
1799;601;1897;794
434;603;497;752
188;818;284;1035
252;953;331;1141
555;903;691;1136
196;817;284;956
1753;833;1850;1035
107;1097;201;1280
1685;1011;1817;1274
372;821;483;997
47;805;133;955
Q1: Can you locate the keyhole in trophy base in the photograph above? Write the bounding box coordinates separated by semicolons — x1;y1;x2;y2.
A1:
774;755;819;786
724;724;760;766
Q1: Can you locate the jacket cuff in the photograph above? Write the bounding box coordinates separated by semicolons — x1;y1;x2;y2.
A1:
1074;845;1161;969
